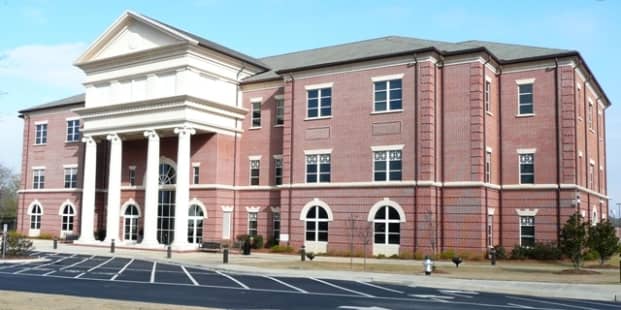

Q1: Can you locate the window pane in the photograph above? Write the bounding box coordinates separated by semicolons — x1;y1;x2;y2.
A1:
519;94;533;104
389;89;402;100
375;91;387;101
375;222;385;232
306;173;317;183
389;99;402;110
374;234;385;244
307;109;318;118
375;101;387;111
375;207;385;220
388;222;400;233
389;171;402;181
306;232;315;241
307;206;316;219
521;174;534;184
320;107;331;116
375;161;386;171
388;207;400;220
321;88;331;97
319;173;330;182
389;79;402;89
519;84;533;94
318;221;328;231
318;207;328;219
374;172;386;181
318;232;328;241
388;233;400;244
320;97;331;107
374;82;386;91
308;89;318;98
519;104;533;114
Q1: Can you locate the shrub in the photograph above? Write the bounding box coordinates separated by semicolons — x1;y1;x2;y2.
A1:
560;212;589;269
376;254;386;259
270;245;294;253
510;245;529;260
588;220;620;265
37;233;55;240
583;250;600;261
493;245;506;259
530;242;562;260
2;231;33;256
252;235;264;249
439;249;456;260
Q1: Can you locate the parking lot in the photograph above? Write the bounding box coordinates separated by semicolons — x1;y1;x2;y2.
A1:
1;252;620;310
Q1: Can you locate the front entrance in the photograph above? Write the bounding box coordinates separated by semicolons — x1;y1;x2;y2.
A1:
157;162;176;245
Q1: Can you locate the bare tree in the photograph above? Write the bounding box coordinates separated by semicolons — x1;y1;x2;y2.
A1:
358;220;373;271
345;213;358;269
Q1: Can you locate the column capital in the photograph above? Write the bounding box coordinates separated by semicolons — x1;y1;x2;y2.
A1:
82;135;96;144
106;133;122;142
144;130;159;140
174;126;196;136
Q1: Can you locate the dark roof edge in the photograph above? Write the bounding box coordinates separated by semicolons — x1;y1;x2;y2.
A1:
18;99;85;115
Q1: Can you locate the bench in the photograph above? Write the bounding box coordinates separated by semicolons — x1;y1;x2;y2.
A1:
198;241;222;252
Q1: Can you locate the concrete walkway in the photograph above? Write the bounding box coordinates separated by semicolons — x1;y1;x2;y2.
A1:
26;239;621;302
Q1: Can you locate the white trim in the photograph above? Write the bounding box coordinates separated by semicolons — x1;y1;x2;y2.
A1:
516;148;536;154
367;198;406;222
189;198;207;218
27;200;44;216
304;82;334;90
63;164;79;168
248;155;262;160
58;200;77;216
486;146;492;152
370;144;405;151
487;208;495;215
250;97;263;102
31;166;46;170
371;73;404;82
221;205;234;212
299;198;334;221
589;159;595;165
578;151;583;157
34;120;48;125
192;162;200;167
503;184;557;190
245;206;261;213
304;148;333;155
270;206;280;213
516;209;539;217
65;116;80;121
274;94;284;100
485;75;493;82
128;165;136;169
559;184;609;199
515;78;536;85
18;188;83;193
272;154;283;159
121;198;142;217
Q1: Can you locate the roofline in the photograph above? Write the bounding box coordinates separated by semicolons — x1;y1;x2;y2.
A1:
18;101;84;115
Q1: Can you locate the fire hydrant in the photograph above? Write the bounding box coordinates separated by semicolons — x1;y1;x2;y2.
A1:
423;256;433;276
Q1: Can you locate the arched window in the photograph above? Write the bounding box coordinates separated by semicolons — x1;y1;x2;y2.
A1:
187;204;204;244
159;163;176;185
157;161;176;244
30;204;42;230
124;204;140;241
373;205;401;245
305;205;329;242
61;204;75;233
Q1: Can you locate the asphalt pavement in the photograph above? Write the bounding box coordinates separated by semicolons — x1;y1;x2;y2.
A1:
0;251;619;310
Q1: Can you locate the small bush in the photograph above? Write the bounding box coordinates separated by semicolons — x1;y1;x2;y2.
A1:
37;233;55;240
389;254;399;259
376;254;386;259
270;245;294;253
510;245;529;260
252;235;264;249
2;231;33;257
511;243;561;260
236;234;249;242
493;245;506;259
583;250;600;261
439;249;456;260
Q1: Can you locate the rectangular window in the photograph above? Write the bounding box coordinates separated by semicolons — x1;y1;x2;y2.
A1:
250;159;260;186
272;212;280;242
518;83;534;115
587;102;593;130
35;123;47;145
577;87;582;119
248;212;258;237
33;169;45;189
519;153;534;184
193;166;200;184
589;163;594;189
487;215;493;248
374;79;402;112
307;87;332;118
222;211;232;240
485;150;492;183
251;101;261;128
129;166;136;186
274;157;282;185
373;150;402;181
66;119;80;142
275;99;284;126
485;80;491;113
520;216;535;247
305;154;331;183
64;167;77;189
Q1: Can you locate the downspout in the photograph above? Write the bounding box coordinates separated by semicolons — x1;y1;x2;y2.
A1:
497;68;504;246
482;57;490;251
232;64;246;242
20;114;32;233
287;74;295;247
434;60;439;255
554;58;561;246
582;72;589;222
413;53;418;253
439;57;445;252
573;68;579;205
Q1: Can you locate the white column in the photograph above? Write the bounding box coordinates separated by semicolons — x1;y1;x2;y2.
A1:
103;133;122;244
172;126;195;249
78;135;97;243
141;130;160;246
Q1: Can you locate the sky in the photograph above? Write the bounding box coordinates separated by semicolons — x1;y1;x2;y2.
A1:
0;0;620;214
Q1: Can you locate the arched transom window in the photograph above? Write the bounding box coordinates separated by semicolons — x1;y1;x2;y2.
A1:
373;205;401;245
30;204;42;230
305;205;329;242
159;163;176;185
187;204;205;244
124;204;140;241
61;204;75;232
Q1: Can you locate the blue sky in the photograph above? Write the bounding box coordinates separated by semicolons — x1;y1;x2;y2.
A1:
0;0;620;214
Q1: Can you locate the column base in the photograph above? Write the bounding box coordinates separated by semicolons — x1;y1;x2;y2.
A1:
170;242;196;251
73;239;104;246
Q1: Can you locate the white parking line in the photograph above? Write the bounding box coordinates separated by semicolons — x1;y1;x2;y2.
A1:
216;271;249;289
75;256;116;279
507;296;599;310
16;254;76;275
150;262;157;283
309;277;374;298
356;281;404;294
181;266;199;286
60;255;95;271
264;276;308;293
111;258;134;281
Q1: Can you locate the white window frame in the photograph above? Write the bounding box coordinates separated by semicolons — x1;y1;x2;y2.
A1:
247;212;258;237
188;203;206;244
272;211;281;242
275;97;284;126
60;202;76;236
372;147;403;181
251;100;261;128
249;157;261;186
587;100;593;130
63;166;78;189
372;205;402;245
66;118;80;143
516;79;535;116
35;122;48;145
372;75;403;113
32;167;45;189
304;150;331;183
192;162;200;185
517;150;535;184
519;215;535;247
122;203;141;242
588;161;594;189
273;155;283;185
221;206;233;240
484;78;491;113
129;166;136;186
485;148;492;183
305;83;333;119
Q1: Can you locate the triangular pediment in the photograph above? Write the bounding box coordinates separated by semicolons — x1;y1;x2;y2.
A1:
75;11;195;65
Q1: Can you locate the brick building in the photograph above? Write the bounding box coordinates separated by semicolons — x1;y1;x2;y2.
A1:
16;12;609;255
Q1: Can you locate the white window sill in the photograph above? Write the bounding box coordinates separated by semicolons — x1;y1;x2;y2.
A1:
248;127;262;130
33;143;47;146
273;124;284;128
370;109;403;115
486;111;494;116
515;113;535;118
304;116;332;121
65;140;80;144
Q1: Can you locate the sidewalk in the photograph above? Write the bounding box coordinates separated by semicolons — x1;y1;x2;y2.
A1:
28;239;621;302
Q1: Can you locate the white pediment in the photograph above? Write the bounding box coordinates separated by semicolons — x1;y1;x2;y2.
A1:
93;20;182;60
75;11;196;65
